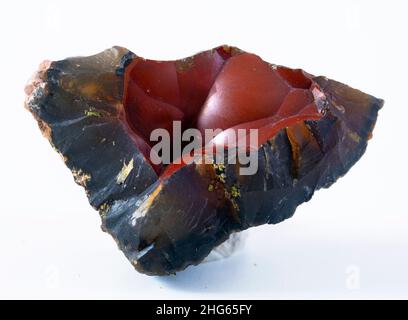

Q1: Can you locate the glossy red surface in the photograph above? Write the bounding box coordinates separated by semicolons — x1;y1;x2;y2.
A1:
123;47;323;175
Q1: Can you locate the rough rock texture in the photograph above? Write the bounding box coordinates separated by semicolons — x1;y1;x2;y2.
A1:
25;46;383;275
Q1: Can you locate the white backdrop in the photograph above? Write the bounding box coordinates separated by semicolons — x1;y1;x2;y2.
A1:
0;0;407;299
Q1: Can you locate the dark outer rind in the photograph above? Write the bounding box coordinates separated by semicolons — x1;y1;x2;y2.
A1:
102;77;383;276
25;47;158;211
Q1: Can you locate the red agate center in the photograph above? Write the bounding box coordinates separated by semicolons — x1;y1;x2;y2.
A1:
123;47;322;176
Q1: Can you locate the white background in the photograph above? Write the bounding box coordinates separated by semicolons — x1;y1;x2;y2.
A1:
0;0;407;299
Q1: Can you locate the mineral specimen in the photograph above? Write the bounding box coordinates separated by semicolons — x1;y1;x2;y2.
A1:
25;46;383;275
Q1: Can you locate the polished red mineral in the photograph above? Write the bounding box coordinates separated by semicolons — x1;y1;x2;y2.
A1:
123;47;323;174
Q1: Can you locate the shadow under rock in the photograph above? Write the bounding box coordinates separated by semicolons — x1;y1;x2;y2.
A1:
156;252;252;293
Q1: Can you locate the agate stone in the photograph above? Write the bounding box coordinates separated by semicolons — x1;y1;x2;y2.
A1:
25;46;383;275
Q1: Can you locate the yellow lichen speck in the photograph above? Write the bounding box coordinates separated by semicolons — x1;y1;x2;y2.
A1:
84;108;102;117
